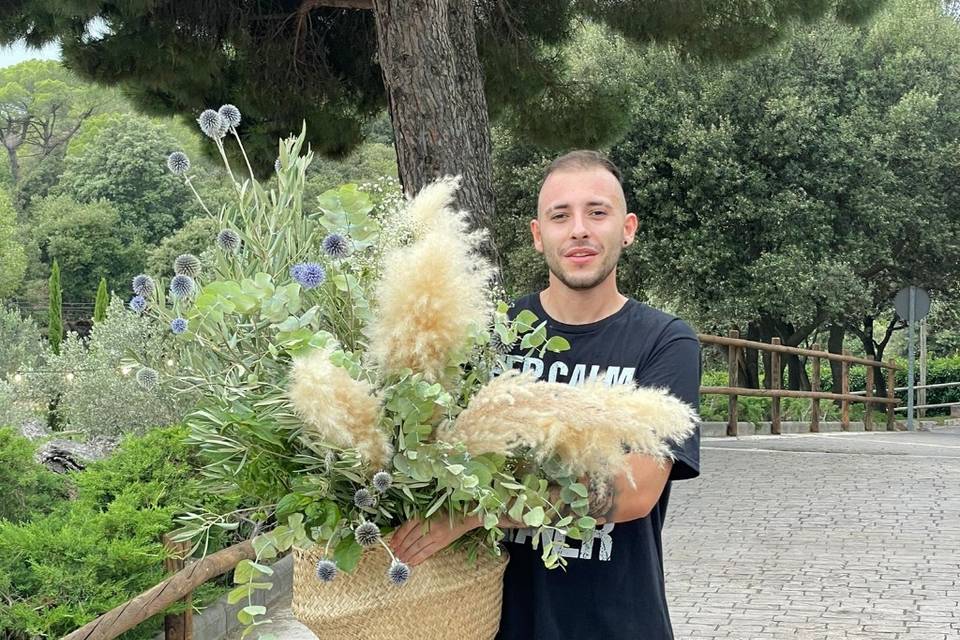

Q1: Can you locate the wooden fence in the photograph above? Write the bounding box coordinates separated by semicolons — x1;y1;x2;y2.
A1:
698;330;901;436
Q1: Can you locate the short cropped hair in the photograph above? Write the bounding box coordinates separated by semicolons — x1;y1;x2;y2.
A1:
540;150;623;189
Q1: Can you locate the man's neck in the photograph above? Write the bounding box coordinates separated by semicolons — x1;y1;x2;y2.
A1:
539;276;628;325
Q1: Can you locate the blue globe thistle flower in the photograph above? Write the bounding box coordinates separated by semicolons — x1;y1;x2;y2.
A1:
388;560;410;586
129;295;147;313
197;109;228;139
372;471;392;493
353;488;375;509
218;104;242;129
217;229;241;252
291;262;325;289
274;157;282;173
315;559;337;583
132;274;155;298
173;253;202;278
166;151;190;176
170;274;196;300
136;367;158;390
170;317;189;335
322;233;350;259
354;522;380;547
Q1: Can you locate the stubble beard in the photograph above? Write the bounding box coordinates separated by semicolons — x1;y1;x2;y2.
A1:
544;244;621;291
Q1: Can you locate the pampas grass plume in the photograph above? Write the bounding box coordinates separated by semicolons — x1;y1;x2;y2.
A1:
442;370;698;487
367;177;496;380
288;347;392;470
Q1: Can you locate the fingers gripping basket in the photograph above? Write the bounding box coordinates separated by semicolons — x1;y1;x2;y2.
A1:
292;542;509;640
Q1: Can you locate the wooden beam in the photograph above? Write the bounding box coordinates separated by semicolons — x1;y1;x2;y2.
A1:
63;541;257;640
701;386;899;405
699;334;900;370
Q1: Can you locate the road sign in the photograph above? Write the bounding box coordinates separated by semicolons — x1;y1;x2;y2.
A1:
894;286;930;322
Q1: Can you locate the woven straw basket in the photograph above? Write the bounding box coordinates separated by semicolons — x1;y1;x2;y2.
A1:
292;540;509;639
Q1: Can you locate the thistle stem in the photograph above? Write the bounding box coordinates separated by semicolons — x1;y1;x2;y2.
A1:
231;127;258;185
214;138;239;187
183;176;213;216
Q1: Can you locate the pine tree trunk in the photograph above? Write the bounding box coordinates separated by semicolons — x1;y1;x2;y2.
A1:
371;0;503;278
4;145;19;185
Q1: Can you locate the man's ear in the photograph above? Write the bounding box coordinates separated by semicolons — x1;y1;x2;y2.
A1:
623;212;638;246
530;217;544;253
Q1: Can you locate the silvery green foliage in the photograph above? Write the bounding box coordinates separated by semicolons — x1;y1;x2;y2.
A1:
32;297;187;437
0;379;43;429
0;305;46;379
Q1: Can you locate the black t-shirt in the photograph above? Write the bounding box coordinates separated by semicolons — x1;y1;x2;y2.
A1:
494;292;701;640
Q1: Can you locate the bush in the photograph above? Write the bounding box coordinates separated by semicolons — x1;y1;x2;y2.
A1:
0;426;68;523
0;425;243;640
0;380;45;433
0;305;46;378
24;297;188;437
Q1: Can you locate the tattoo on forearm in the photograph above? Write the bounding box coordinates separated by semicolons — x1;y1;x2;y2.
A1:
586;476;617;522
546;476;618;523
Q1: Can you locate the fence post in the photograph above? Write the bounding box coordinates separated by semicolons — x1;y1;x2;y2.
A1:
841;349;851;431
770;337;781;435
163;533;193;640
811;343;821;433
886;362;896;431
727;329;739;437
865;356;875;432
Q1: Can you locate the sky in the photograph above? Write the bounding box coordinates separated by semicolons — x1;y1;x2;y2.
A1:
0;39;61;68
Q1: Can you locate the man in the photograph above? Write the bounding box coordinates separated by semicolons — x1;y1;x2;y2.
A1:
390;150;701;639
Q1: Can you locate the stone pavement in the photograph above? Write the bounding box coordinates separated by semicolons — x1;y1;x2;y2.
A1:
229;427;960;639
665;427;960;639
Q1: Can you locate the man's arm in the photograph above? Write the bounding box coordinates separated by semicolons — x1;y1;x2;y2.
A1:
585;455;673;523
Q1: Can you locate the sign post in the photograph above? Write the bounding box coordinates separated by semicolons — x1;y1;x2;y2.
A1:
894;286;931;431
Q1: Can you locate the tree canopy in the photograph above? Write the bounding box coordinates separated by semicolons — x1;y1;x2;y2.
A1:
0;0;880;163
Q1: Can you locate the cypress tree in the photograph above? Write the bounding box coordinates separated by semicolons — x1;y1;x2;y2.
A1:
48;260;63;355
93;277;108;323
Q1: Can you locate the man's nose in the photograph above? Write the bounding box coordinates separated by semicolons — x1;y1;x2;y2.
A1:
570;212;589;238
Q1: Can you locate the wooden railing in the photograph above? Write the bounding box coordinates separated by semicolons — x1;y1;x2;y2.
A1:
698;330;901;436
60;536;256;640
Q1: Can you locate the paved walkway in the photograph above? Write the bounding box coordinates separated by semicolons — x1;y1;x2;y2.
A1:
229;427;960;639
666;427;960;639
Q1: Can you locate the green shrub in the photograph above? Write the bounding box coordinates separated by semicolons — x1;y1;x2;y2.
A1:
22;297;188;438
0;425;243;640
0;426;68;523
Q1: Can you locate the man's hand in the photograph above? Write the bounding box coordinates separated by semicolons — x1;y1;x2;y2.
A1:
389;512;481;567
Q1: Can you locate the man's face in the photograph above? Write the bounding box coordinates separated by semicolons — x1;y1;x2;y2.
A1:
532;167;638;291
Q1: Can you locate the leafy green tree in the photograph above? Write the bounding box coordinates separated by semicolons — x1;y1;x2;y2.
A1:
55;113;196;244
93;276;108;323
0;60;119;186
47;259;61;355
492;0;960;391
0;0;885;267
32;196;146;302
0;187;25;298
145;216;217;279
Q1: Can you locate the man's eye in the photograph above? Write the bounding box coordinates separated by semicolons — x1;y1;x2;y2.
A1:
551;214;566;220
591;210;606;216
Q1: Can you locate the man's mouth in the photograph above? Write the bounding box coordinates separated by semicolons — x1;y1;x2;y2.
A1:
563;247;599;265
